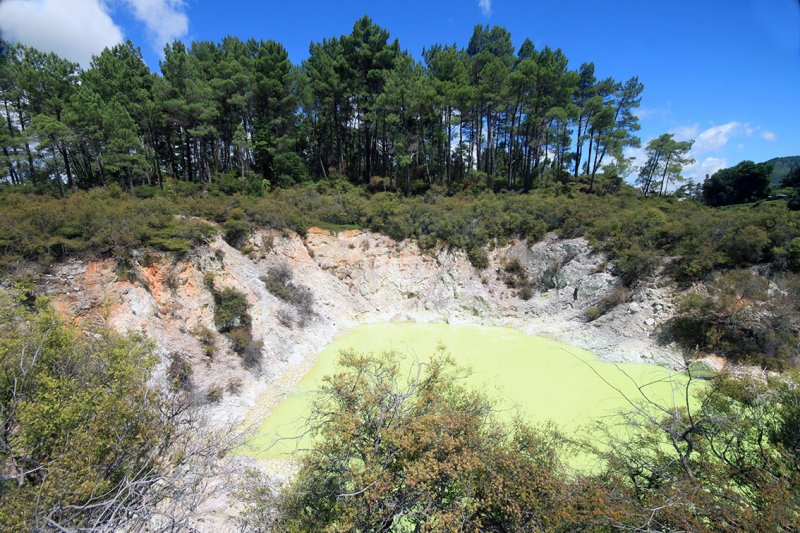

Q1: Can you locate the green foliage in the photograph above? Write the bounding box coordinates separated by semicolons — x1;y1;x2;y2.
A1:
263;264;314;323
212;287;250;333
503;257;534;298
467;245;489;269
780;165;800;189
668;270;800;369
244;348;800;533
210;285;258;365
719;225;769;264
636;133;694;197
263;350;572;532
0;289;216;530
787;189;800;211
767;155;800;187
613;244;659;286
587;371;800;532
788;237;800;271
702;160;773;207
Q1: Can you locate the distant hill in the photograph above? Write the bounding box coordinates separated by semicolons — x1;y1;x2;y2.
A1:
765;155;800;187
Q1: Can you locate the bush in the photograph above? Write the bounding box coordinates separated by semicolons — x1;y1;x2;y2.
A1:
241;339;264;370
518;286;534;300
668;270;799;369
206;384;224;403
720;225;769;264
263;264;314;322
191;324;216;360
504;257;525;276
167;352;193;391
0;290;223;530
262;350;571;532
788;189;800;211
213;287;250;333
226;326;252;355
788;237;800;271
585;306;604;322
467;246;489;269
614;245;659;286
222;218;250;248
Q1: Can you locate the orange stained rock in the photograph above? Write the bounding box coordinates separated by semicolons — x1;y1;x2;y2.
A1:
140;262;166;302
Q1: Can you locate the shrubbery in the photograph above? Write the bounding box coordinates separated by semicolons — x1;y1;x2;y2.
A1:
668;269;800;369
0;290;224;531
210;285;262;369
263;263;314;324
585;286;631;321
3;179;800;289
246;348;800;533
503;257;534;299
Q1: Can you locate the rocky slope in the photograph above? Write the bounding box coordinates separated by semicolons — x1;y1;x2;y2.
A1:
40;227;686;425
34;226;695;529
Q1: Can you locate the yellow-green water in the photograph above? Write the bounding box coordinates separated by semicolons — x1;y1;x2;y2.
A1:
244;323;691;459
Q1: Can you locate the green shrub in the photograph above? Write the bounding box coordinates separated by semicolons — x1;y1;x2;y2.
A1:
206;384;224;403
467;246;489;269
0;289;217;531
213;288;250;333
263;264;314;322
585;306;604;322
167;353;193;391
191;325;216;359
720;225;769;264
504;258;525;276
788;237;800;271
668;270;798;369
788;189;800;211
222;218;250;247
614;245;659;286
226;326;252;355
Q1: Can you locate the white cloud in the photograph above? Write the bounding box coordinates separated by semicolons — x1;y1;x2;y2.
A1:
684;156;728;181
636;106;671;120
671;123;698;141
624;145;648;171
0;0;123;66
692;121;741;154
761;130;777;141
478;0;492;17
123;0;189;55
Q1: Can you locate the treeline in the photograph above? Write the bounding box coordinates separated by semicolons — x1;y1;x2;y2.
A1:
0;16;643;196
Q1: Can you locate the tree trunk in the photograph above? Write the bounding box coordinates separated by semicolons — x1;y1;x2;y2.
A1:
51;147;65;198
59;145;75;191
2;146;18;184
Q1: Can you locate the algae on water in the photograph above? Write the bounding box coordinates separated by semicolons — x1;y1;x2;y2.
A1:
245;323;694;459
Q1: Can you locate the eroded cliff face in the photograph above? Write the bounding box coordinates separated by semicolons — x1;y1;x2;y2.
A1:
39;227;685;429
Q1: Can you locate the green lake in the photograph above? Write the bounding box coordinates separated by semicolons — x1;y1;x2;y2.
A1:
244;323;692;459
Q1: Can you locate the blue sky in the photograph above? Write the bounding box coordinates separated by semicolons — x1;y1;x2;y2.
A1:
2;0;799;181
